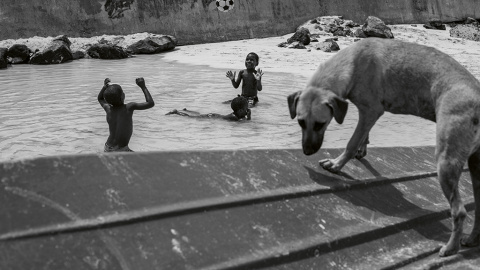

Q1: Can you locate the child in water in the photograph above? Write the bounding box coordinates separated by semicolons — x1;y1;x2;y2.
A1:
98;77;155;152
226;52;264;106
166;95;251;121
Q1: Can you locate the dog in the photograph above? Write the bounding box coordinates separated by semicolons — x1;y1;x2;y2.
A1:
288;37;480;257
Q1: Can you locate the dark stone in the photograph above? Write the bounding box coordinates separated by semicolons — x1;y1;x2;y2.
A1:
287;28;311;45
72;51;85;60
423;20;446;30
0;48;8;69
126;35;177;54
277;42;288;48
29;38;73;65
354;28;367;38
315;39;340;52
464;17;479;27
7;44;31;64
86;44;129;59
362;16;394;38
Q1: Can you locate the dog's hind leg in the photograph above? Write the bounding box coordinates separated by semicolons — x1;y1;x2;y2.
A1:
461;149;480;247
436;121;471;256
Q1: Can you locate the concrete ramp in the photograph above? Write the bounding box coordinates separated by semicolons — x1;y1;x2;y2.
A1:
0;146;478;269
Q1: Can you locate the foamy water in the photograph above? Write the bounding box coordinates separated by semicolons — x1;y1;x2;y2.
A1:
0;54;437;163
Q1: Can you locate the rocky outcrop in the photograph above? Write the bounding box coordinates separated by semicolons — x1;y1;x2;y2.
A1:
86;44;129;59
287;28;311;45
362;16;394;38
450;24;480;41
29;35;73;65
127;35;177;54
423;20;446;30
7;44;31;64
0;48;8;69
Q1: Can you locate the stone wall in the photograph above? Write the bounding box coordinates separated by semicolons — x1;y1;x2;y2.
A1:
0;0;478;45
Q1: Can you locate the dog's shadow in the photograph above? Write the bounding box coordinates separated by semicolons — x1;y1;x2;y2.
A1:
303;159;451;243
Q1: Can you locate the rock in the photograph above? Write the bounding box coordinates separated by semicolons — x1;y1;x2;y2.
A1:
126;35;177;54
362;16;394;38
287;28;311;45
423;20;446;30
277;42;288;48
450;24;480;41
287;41;306;49
315;39;340;52
86;44;129;59
0;48;8;69
464;17;479;26
7;44;31;64
29;36;73;65
354;28;367;38
72;51;85;60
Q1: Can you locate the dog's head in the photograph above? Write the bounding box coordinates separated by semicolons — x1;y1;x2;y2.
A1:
288;88;348;155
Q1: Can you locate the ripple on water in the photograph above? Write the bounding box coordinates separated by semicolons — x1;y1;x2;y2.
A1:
0;55;437;162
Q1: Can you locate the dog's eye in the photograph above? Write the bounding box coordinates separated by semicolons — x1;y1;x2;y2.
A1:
298;119;306;129
313;122;325;131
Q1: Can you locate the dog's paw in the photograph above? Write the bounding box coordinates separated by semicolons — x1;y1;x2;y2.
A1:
461;232;480;247
355;144;368;160
439;242;460;257
319;159;341;173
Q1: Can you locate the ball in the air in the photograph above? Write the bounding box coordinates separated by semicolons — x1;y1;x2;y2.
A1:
216;0;234;12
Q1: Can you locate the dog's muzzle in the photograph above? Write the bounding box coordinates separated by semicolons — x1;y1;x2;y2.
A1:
302;134;323;155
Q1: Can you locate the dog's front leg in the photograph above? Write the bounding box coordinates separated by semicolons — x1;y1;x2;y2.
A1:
320;109;381;173
355;134;369;160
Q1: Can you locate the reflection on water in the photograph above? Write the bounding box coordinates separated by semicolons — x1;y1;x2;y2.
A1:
0;54;436;162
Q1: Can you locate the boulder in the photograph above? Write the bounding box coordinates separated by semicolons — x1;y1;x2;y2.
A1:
423;20;446;30
362;16;394;38
353;28;367;38
7;44;31;64
29;35;73;65
72;51;85;60
287;28;311;45
450;24;480;41
0;48;8;69
126;35;177;54
315;38;340;52
464;17;479;26
86;44;129;59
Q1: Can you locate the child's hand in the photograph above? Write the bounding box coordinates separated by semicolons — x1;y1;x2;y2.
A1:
254;69;264;80
226;70;236;81
136;77;146;88
104;78;111;86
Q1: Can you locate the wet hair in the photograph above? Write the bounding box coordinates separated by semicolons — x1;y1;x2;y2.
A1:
231;95;248;112
247;52;259;64
103;84;124;106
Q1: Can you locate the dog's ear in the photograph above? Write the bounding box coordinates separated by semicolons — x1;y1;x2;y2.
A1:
327;95;348;124
287;91;301;119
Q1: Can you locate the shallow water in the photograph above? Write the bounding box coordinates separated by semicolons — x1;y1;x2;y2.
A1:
0;54;437;163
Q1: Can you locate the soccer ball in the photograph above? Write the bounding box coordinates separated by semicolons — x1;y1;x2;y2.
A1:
216;0;234;12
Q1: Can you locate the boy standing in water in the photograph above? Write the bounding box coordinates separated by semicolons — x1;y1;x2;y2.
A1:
98;77;155;152
166;95;251;121
226;52;264;106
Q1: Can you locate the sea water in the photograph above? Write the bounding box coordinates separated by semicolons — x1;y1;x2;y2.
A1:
0;54;437;163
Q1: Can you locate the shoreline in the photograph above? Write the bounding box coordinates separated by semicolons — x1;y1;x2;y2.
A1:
2;24;479;78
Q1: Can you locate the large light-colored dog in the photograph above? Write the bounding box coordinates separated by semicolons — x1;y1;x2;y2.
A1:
288;37;480;257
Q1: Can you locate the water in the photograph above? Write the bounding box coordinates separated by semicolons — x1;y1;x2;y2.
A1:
0;54;437;163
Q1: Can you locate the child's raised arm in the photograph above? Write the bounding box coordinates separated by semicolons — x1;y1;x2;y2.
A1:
98;78;111;110
128;77;155;111
255;68;263;91
226;70;242;89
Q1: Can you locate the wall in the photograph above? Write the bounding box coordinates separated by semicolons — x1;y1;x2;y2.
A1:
0;0;478;45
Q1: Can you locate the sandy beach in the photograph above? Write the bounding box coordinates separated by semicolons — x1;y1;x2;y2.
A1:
160;24;480;79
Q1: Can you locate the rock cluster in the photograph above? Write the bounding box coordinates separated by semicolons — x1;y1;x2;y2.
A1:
0;33;177;69
449;17;480;41
278;15;393;52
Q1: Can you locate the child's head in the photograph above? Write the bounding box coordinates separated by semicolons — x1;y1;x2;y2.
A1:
231;96;249;118
245;52;259;69
104;84;125;107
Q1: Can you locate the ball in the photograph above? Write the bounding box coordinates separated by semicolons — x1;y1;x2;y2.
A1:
216;0;234;12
